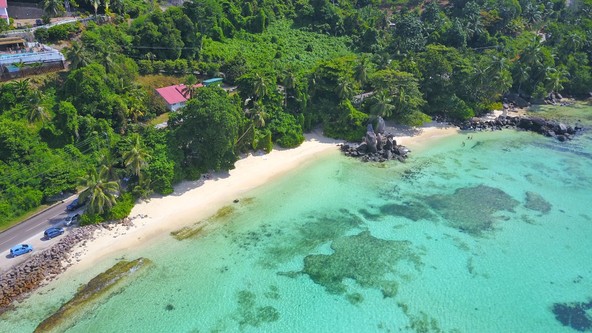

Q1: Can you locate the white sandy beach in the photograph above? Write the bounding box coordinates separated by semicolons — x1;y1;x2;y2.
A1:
33;123;460;281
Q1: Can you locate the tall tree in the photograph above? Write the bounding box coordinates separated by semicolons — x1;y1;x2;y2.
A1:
79;167;120;215
182;75;199;99
90;0;100;16
66;42;91;70
43;0;65;17
123;134;151;179
169;87;244;174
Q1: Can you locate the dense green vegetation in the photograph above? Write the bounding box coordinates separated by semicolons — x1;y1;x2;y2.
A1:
1;0;591;227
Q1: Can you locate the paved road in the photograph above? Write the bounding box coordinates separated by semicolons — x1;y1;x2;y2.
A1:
0;196;81;273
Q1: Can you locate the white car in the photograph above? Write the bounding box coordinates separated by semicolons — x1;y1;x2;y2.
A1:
64;214;80;226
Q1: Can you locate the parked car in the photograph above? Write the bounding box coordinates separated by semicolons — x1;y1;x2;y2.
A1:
64;214;80;226
10;244;33;257
44;227;64;239
66;198;85;211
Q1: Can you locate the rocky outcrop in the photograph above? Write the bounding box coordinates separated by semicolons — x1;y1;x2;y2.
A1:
341;117;411;163
34;258;152;333
0;219;134;315
456;115;584;141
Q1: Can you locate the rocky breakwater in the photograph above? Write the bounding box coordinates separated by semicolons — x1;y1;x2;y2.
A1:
340;117;411;162
0;219;134;315
458;115;584;141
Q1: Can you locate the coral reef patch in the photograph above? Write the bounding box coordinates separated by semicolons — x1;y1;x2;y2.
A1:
524;191;552;214
301;231;422;298
259;209;364;268
234;290;280;329
552;300;592;332
422;185;519;236
379;202;436;222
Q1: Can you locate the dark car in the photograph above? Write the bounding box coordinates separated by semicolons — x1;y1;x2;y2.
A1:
10;244;33;257
44;227;64;239
66;198;84;211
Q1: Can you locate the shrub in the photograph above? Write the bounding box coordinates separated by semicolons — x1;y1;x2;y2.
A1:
268;111;304;148
106;193;135;220
79;213;104;225
323;100;368;141
35;28;49;42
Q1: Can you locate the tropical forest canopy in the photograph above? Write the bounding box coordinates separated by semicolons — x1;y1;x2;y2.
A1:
1;0;591;227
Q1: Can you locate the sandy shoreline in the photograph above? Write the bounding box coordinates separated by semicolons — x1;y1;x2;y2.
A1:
38;123;461;282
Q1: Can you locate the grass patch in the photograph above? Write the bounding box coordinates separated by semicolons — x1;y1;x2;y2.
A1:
0;204;52;233
136;74;182;90
147;112;170;126
202;19;353;73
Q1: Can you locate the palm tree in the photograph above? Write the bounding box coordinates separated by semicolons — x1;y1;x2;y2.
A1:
10;78;31;100
110;0;124;14
100;51;114;73
182;75;199;99
237;104;267;145
98;153;119;181
515;65;530;95
335;77;354;100
123;134;150;179
253;73;267;101
43;0;65;17
369;91;395;118
126;86;147;123
79;168;120;215
14;61;26;78
89;0;100;16
354;56;370;86
28;106;50;123
545;67;569;94
66;42;91;69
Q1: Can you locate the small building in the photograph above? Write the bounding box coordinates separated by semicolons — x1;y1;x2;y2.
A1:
0;43;66;80
203;77;223;87
0;37;25;52
155;83;203;111
0;0;8;24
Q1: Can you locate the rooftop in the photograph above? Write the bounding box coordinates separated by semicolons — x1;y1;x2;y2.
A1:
156;84;203;105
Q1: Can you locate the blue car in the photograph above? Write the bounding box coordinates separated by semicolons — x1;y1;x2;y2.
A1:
44;227;64;239
10;244;33;257
66;198;84;211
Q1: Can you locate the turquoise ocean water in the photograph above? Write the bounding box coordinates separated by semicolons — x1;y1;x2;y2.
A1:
2;108;592;333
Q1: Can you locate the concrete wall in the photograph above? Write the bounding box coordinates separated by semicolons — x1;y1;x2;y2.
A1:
7;2;44;20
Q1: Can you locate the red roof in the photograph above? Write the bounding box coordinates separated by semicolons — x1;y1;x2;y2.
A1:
155;84;203;105
0;0;7;9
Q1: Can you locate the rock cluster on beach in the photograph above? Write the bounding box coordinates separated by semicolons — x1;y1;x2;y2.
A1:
340;117;411;162
457;115;583;141
0;218;134;314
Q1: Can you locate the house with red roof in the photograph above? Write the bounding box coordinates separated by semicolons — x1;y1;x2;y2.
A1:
155;83;203;111
0;0;9;24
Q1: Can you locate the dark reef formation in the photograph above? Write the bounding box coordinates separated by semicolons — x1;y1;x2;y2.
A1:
34;257;152;333
341;117;411;163
456;115;584;142
552;300;592;332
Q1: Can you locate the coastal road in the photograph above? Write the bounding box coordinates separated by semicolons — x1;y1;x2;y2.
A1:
0;196;80;273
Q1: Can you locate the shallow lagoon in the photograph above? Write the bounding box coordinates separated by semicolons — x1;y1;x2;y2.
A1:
2;108;592;333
